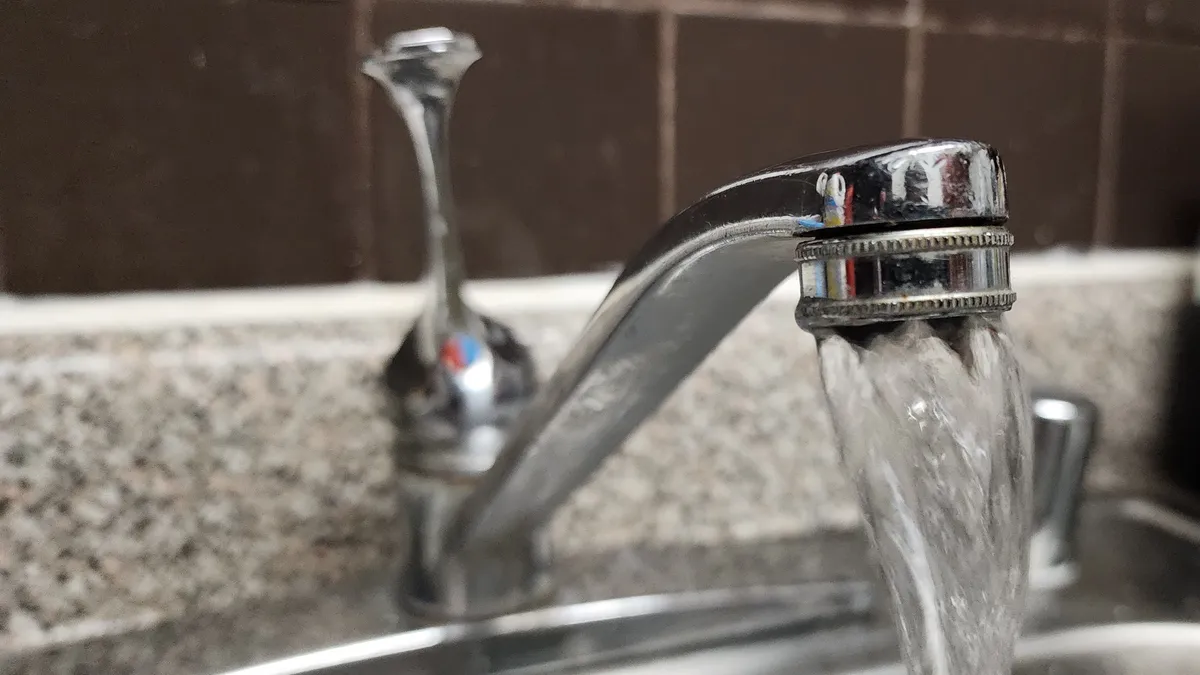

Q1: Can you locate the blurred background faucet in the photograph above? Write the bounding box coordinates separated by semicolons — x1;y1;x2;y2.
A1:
363;27;1092;623
363;28;543;618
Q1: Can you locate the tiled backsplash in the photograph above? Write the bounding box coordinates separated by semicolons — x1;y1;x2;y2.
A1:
3;0;1199;294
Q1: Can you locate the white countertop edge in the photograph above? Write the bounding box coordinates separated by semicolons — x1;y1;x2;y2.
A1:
0;248;1190;336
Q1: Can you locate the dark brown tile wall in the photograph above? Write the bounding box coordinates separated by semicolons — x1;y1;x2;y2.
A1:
921;33;1105;248
675;17;906;208
0;0;362;294
3;0;1200;295
1121;0;1200;45
1113;41;1200;247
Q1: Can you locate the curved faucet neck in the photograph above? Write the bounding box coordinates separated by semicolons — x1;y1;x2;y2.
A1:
445;139;1010;555
394;138;1012;620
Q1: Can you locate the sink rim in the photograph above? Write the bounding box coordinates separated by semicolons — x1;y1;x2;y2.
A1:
212;581;874;675
841;622;1200;675
1020;621;1200;658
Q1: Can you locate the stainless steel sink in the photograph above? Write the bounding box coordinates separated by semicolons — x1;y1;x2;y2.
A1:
215;618;1200;675
219;583;882;675
200;496;1200;675
587;623;1200;675
9;496;1200;675
219;612;1200;675
1012;623;1200;675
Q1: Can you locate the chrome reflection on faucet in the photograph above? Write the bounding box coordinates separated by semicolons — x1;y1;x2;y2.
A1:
365;28;1017;621
816;172;848;227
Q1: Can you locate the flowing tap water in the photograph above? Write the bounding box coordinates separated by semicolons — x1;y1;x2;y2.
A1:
818;315;1032;675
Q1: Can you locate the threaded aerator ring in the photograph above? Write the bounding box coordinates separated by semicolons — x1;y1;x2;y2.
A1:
794;228;1014;262
794;225;1015;329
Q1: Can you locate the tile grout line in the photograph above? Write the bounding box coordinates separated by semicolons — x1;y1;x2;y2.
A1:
1117;34;1200;51
922;15;1102;43
0;217;7;294
349;0;379;280
657;11;679;222
901;0;926;137
1092;0;1125;247
663;0;902;26
421;0;1104;42
478;0;899;24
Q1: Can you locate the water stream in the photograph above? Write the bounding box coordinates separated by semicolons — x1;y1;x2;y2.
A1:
818;315;1032;675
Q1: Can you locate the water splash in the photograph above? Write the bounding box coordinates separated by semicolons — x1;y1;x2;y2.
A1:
818;315;1032;675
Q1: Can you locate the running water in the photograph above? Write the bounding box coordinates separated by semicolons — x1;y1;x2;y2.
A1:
818;315;1032;675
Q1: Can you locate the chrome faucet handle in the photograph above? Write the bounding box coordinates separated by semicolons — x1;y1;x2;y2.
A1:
364;27;478;329
1028;390;1098;589
364;27;538;471
363;28;541;615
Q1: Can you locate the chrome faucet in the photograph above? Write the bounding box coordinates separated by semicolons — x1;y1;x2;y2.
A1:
365;28;1021;620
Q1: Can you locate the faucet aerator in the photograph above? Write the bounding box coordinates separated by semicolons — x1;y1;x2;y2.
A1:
793;224;1015;331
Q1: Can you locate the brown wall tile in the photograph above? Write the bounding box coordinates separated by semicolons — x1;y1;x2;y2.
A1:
1112;42;1200;248
0;0;362;294
674;17;906;208
921;34;1104;249
1121;0;1200;46
370;2;660;282
844;0;905;9
925;0;1108;34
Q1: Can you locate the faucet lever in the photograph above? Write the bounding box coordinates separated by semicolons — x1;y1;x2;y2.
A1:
364;28;542;617
1029;390;1098;589
364;27;477;326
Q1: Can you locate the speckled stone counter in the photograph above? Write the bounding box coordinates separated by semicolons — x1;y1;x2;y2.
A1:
0;261;1190;659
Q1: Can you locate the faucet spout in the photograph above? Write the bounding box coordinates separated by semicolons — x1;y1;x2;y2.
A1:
446;139;1012;557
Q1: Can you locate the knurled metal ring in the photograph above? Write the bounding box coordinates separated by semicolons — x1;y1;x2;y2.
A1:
796;291;1018;328
795;227;1014;262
